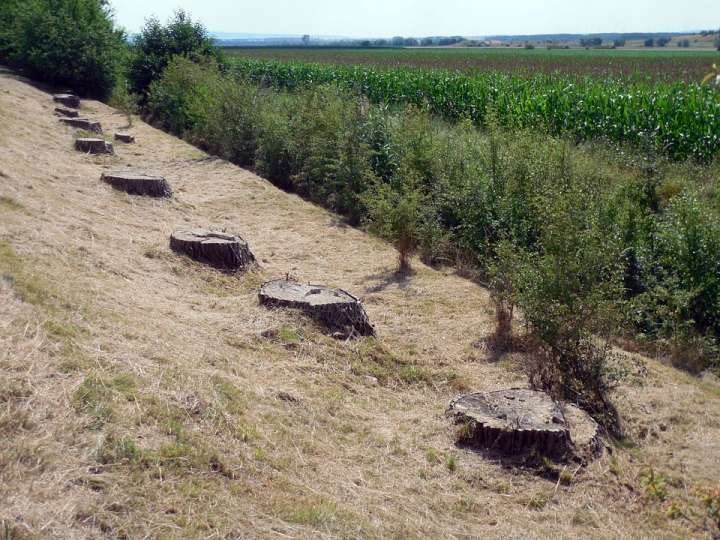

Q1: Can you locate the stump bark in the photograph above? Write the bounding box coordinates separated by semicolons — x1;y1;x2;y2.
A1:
259;280;375;337
54;107;79;118
114;133;135;144
59;118;103;134
101;172;172;198
53;93;80;108
447;389;600;460
170;229;255;270
75;138;113;155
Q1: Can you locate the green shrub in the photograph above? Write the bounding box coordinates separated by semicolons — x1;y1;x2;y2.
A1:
0;0;126;98
0;0;20;58
146;56;220;136
128;10;223;101
497;177;626;432
364;181;422;272
656;192;720;336
189;75;261;166
108;80;139;127
628;190;720;371
285;86;378;222
255;103;297;190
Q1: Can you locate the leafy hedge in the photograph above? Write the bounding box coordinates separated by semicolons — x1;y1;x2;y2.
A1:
0;0;126;98
127;10;223;101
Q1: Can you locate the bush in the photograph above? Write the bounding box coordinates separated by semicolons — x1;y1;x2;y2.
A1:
108;81;139;127
364;183;422;272
128;10;223;101
0;0;126;98
628;191;720;371
188;72;261;167
146;56;220;136
276;86;378;221
0;0;20;58
497;180;625;432
254;103;296;190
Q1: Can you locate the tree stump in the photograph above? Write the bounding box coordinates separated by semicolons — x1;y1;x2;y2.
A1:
54;107;79;118
447;389;600;460
101;172;172;198
562;402;603;460
53;93;80;108
170;229;255;270
259;280;375;337
114;133;135;144
59;118;103;134
75;138;113;155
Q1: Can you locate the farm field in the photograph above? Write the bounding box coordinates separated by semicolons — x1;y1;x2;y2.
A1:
224;46;720;82
230;55;720;162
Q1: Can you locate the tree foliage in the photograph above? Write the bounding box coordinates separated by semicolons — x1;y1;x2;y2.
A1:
128;10;223;100
0;0;126;98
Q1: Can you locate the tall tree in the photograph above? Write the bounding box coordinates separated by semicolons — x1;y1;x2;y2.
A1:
127;9;222;100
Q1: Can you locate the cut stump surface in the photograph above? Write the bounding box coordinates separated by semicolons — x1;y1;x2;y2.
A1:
54;107;79;118
53;93;80;108
170;229;255;270
75;138;113;155
448;389;601;460
259;280;375;337
101;172;172;198
114;133;135;144
60;118;102;134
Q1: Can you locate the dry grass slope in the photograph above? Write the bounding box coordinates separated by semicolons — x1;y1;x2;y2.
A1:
1;67;719;539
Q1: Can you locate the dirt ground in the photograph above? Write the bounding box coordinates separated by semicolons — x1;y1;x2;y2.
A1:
1;67;719;539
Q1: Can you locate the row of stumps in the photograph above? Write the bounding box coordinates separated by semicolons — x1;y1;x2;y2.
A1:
53;91;602;464
51;91;376;338
54;92;133;155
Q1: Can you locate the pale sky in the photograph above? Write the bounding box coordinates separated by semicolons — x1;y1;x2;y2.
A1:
109;0;719;38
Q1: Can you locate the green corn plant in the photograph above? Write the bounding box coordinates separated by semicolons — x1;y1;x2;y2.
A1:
232;58;720;162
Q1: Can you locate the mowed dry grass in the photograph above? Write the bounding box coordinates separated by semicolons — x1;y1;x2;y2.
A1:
1;68;719;539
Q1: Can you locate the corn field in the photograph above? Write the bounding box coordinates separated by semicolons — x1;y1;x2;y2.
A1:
232;58;720;161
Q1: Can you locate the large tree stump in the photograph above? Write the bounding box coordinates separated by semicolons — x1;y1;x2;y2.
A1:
54;107;79;118
170;229;255;270
53;93;80;108
259;280;375;337
75;138;113;155
447;389;600;460
101;172;172;198
59;118;103;134
114;133;135;144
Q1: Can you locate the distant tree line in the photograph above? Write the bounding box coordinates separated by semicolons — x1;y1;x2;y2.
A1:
644;36;672;47
580;37;603;47
355;36;466;48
